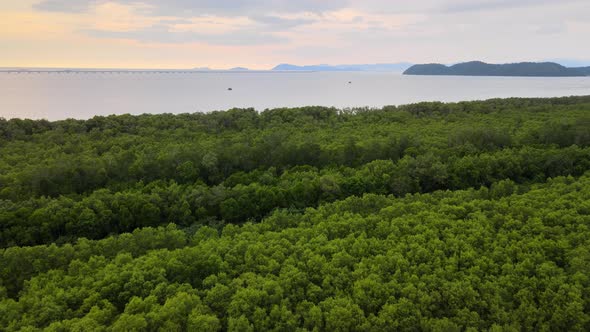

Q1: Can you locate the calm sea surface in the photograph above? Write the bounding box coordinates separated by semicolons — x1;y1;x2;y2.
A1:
1;71;589;120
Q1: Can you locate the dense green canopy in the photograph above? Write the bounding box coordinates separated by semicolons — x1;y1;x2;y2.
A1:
1;96;590;330
403;61;588;77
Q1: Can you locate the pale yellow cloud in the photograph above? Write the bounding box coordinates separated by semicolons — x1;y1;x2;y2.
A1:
0;11;69;37
90;2;156;31
168;16;255;35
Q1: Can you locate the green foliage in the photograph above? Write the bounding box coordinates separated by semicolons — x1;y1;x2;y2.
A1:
2;97;590;247
1;173;590;330
404;61;588;77
2;96;590;330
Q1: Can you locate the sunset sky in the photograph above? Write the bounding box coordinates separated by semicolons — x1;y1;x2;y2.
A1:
2;0;589;69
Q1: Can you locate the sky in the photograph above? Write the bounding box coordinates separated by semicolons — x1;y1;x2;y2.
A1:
1;0;589;69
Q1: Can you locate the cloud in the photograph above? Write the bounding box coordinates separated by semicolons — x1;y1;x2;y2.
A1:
33;0;328;45
535;23;567;35
158;18;194;25
251;15;316;30
32;0;589;16
33;0;94;12
441;0;583;13
34;0;350;16
83;24;285;45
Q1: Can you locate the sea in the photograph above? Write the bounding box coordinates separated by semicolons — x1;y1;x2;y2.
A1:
1;71;589;120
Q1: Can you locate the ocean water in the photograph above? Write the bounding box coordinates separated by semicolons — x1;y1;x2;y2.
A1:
1;71;589;120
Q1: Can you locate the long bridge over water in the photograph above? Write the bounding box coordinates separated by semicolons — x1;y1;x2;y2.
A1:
0;70;227;74
0;69;308;74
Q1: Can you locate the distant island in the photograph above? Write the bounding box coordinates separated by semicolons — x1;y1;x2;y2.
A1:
272;63;412;72
404;61;590;77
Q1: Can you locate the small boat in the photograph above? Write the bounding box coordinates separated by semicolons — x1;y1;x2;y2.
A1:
227;88;233;91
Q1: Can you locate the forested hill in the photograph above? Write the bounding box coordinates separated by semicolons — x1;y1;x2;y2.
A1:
2;96;590;330
403;61;588;76
573;66;590;75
